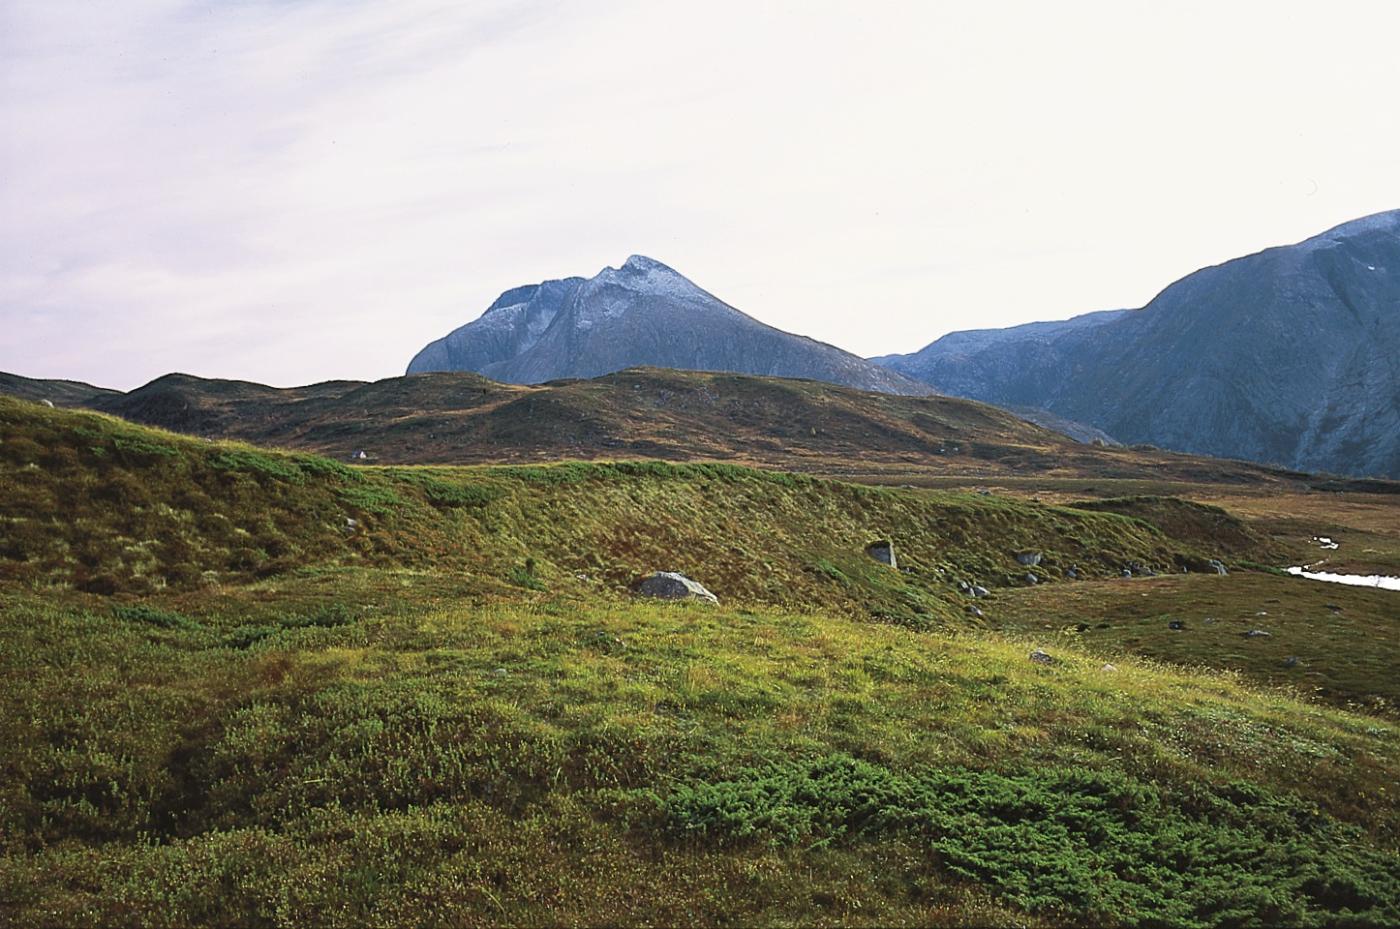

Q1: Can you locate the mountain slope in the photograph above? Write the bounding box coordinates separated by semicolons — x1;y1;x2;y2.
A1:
876;211;1400;478
409;255;932;395
0;371;118;406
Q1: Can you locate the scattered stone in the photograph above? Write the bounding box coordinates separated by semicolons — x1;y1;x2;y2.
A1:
343;517;358;530
1283;656;1299;668
1015;552;1043;567
1101;663;1118;673
492;667;508;677
40;399;55;408
351;450;369;461
1256;611;1268;616
1028;648;1054;665
865;539;897;568
1326;603;1342;612
1242;629;1271;638
1121;568;1133;578
970;585;990;598
1203;617;1217;624
966;605;984;618
1207;559;1229;575
633;571;719;604
1024;573;1039;585
1168;620;1185;630
1066;566;1079;579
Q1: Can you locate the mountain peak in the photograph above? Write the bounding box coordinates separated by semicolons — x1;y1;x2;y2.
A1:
621;254;671;272
407;256;932;396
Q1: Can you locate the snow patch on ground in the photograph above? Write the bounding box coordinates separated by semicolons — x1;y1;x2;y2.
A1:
1287;567;1400;591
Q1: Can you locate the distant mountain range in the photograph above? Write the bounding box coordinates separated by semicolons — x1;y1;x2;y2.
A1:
408;254;931;395
6;214;1396;478
874;211;1400;478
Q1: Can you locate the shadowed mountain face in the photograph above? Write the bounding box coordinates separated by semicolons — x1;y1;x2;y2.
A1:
875;211;1400;478
408;255;932;396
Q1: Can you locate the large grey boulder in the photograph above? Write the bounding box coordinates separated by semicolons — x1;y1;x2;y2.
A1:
633;572;718;604
865;540;897;568
1015;551;1042;567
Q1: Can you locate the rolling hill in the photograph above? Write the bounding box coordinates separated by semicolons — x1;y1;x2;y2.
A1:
1;366;1314;487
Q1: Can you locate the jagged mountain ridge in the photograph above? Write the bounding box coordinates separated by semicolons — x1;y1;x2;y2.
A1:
408;255;932;395
875;211;1400;478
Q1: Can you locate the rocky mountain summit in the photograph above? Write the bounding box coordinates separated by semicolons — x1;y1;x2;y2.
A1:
875;211;1400;478
408;255;932;395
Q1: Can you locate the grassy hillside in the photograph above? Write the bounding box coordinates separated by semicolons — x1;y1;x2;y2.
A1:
2;366;1324;486
0;397;1252;624
3;395;1398;927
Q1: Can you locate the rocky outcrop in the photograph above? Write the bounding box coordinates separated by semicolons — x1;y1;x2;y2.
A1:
633;571;719;604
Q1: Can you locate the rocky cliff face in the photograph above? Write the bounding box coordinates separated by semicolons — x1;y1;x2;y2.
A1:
875;211;1400;478
408;256;932;396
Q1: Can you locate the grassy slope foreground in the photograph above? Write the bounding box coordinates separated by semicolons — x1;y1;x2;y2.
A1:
2;397;1399;927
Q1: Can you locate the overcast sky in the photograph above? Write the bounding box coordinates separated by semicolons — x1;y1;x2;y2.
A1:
3;1;1398;390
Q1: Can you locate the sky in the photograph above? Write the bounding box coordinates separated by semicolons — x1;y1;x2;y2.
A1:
3;1;1399;390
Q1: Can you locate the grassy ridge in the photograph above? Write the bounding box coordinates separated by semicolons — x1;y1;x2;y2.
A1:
1;397;1247;625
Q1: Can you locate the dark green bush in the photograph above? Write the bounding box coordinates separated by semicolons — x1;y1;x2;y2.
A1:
112;604;202;632
660;755;1400;927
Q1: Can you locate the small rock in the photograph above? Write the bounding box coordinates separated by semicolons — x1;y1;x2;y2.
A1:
634;571;719;604
1243;629;1272;638
492;667;508;677
1168;620;1185;630
966;605;984;618
1283;656;1299;668
1325;603;1342;612
1024;573;1039;585
1015;552;1043;567
970;585;990;598
350;450;369;461
1028;648;1054;665
40;398;55;408
865;539;897;568
1074;622;1090;633
1121;568;1133;578
344;517;358;530
1255;611;1268;616
1100;663;1118;673
1203;617;1217;624
1066;566;1079;579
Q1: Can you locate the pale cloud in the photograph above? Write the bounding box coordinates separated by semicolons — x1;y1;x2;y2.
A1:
2;0;1399;389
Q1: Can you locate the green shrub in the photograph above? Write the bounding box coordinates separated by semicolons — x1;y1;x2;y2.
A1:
211;450;304;483
338;485;405;515
111;604;201;632
660;755;1400;927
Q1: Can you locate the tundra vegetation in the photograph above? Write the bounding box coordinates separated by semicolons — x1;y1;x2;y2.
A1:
2;397;1398;927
